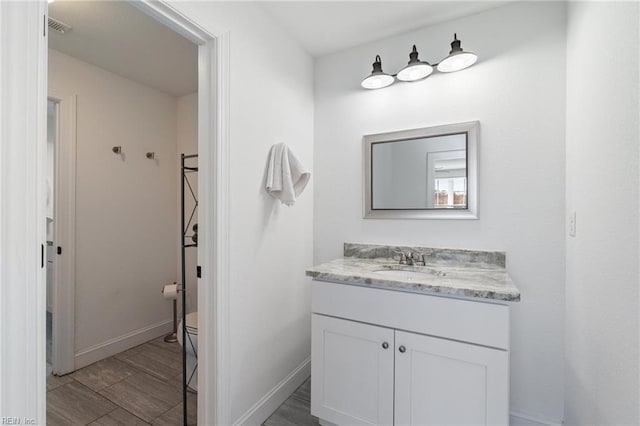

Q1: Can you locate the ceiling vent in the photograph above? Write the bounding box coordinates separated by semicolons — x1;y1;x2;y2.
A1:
48;17;72;35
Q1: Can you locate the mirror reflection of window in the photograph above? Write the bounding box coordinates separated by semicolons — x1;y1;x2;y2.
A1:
435;177;467;207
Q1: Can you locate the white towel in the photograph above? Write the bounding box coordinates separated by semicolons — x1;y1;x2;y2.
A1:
265;143;310;206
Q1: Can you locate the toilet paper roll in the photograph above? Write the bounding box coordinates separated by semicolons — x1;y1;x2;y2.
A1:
162;284;178;300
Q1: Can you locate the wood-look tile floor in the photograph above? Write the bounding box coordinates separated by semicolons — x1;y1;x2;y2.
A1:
48;336;316;426
47;337;196;426
263;378;318;426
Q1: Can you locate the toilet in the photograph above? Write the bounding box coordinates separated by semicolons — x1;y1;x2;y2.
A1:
177;311;198;391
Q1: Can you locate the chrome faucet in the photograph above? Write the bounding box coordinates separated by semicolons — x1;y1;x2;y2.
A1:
394;250;427;266
394;250;408;264
413;253;426;266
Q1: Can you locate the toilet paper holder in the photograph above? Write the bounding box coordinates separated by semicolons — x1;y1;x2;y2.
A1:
162;283;182;343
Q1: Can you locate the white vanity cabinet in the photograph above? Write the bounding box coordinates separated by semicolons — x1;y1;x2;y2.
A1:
311;281;511;426
393;330;508;426
312;315;394;426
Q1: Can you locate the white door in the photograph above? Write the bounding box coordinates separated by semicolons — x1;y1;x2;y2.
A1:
312;314;394;426
394;331;509;426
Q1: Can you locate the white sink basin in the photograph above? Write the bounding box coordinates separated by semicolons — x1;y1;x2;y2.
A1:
372;269;443;280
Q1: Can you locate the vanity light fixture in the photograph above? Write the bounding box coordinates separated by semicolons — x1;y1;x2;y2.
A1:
362;33;477;89
397;45;433;82
361;55;395;90
437;33;478;73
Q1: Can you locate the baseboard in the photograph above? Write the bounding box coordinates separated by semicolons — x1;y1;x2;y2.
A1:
233;357;312;426
74;319;173;370
510;411;563;426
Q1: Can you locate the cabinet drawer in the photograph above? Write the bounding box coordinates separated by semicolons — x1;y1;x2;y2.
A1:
312;280;510;349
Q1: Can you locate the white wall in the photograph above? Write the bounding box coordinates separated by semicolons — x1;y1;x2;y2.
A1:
169;3;315;423
49;49;179;362
314;2;567;423
565;2;639;425
177;92;198;313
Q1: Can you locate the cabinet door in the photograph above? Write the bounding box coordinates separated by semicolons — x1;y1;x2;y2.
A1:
312;314;394;426
394;331;509;426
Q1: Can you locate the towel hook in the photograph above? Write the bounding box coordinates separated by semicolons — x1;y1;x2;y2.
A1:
146;152;155;159
112;146;122;154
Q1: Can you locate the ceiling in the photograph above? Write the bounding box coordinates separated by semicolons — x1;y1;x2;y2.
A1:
48;1;197;97
259;1;509;57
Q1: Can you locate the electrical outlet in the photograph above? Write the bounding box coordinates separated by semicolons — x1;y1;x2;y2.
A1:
569;211;576;237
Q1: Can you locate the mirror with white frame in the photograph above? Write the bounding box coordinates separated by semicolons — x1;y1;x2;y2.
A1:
363;121;479;219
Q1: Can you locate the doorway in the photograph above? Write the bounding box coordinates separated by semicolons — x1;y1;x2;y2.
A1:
0;0;228;422
0;0;231;424
41;1;228;425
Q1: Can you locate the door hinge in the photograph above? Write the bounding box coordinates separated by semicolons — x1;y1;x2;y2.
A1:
57;246;62;255
196;266;202;278
43;15;46;37
41;244;44;268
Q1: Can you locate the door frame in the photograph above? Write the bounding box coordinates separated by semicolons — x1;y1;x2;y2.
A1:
0;1;49;421
47;91;77;376
127;3;232;424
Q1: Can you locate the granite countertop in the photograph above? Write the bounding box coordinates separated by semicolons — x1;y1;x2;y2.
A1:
306;243;520;302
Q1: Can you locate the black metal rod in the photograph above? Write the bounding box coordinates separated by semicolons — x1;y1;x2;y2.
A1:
180;153;199;425
181;154;187;426
173;299;177;333
185;175;198;207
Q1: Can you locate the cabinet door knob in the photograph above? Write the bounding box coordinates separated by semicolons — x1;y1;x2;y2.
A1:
399;345;406;353
382;342;389;349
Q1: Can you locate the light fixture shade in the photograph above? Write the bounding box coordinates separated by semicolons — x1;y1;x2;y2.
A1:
437;34;477;73
397;45;433;82
361;55;395;89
